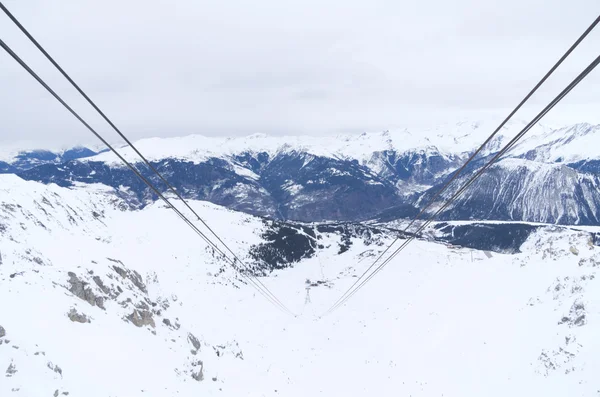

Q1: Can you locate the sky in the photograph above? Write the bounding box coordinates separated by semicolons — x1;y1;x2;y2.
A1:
0;0;599;149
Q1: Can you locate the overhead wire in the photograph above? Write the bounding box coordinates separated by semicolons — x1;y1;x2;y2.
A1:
325;15;600;314
325;15;600;316
0;36;294;316
327;53;600;314
0;1;293;316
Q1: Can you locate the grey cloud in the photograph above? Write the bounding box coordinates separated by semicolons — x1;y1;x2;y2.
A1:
0;0;599;147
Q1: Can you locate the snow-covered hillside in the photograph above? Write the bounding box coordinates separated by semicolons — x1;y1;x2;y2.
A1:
1;175;600;396
429;157;600;225
511;123;600;164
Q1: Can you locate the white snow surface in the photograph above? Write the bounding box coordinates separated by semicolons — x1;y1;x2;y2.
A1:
510;123;600;163
1;175;600;396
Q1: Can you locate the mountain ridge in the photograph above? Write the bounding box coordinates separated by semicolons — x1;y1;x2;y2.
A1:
2;120;600;225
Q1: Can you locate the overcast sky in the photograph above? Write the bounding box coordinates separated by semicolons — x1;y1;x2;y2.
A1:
0;0;599;148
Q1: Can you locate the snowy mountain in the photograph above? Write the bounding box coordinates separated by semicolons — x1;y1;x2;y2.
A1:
0;146;100;172
3;120;600;225
1;174;600;396
426;157;600;225
511;123;600;164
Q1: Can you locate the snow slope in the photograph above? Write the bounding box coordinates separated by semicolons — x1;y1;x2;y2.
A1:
431;157;600;225
511;123;600;163
1;176;600;396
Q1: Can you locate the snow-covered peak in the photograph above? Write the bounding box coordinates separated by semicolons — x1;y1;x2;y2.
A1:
84;119;554;166
510;122;600;163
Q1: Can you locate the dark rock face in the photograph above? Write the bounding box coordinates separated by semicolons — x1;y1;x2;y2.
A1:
67;272;105;309
0;325;5;338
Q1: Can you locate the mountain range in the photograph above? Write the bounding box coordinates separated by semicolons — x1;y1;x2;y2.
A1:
2;120;600;225
2;121;600;396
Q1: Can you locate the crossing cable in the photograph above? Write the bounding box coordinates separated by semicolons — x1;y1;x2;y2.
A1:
324;15;600;315
0;1;278;313
0;37;294;316
327;53;600;315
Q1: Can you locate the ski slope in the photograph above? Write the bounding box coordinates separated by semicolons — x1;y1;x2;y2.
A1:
1;175;599;396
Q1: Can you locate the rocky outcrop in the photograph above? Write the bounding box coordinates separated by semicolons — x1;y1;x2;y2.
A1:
188;333;201;355
126;309;155;328
67;308;91;324
47;362;63;377
6;361;17;377
67;272;105;309
108;259;147;294
559;300;587;328
191;360;204;381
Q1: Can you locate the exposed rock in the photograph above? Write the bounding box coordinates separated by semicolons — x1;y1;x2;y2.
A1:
92;275;112;296
6;362;17;377
559;300;587;327
191;360;204;381
127;309;155;328
112;265;147;293
95;296;106;310
112;265;128;279
0;325;5;338
188;333;201;354
47;362;62;377
128;270;148;294
67;272;104;310
68;308;91;323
